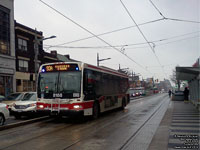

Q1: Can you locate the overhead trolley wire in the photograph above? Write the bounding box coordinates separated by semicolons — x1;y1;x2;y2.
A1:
120;0;167;78
44;31;200;49
39;0;151;74
47;18;164;47
149;0;200;24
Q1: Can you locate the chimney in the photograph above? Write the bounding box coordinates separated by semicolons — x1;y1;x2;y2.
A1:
51;50;57;57
64;54;70;60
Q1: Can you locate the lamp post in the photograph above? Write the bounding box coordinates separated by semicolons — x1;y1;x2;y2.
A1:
34;30;56;90
97;53;111;66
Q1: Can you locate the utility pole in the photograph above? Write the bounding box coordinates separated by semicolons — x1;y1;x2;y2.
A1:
97;53;99;67
34;29;56;91
34;29;39;91
97;53;111;67
132;71;133;81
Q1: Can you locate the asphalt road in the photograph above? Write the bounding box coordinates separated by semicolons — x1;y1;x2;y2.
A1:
0;93;169;150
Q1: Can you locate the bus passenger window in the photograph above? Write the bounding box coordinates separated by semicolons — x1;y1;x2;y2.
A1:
83;69;96;100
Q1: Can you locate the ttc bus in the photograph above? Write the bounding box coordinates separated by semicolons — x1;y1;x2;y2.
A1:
36;62;129;118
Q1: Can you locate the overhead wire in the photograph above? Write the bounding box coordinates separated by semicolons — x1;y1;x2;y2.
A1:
127;34;200;50
165;18;200;24
39;0;151;74
120;0;167;78
47;18;164;48
149;0;200;24
44;31;200;50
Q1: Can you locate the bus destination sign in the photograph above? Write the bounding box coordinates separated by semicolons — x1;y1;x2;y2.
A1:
41;64;79;72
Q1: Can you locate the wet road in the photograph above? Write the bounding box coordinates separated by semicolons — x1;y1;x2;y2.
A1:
0;94;169;150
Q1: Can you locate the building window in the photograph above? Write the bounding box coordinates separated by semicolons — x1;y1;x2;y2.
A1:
18;38;27;51
0;5;10;55
18;60;28;72
23;80;34;92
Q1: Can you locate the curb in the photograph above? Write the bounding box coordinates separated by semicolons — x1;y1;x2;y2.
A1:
0;116;50;131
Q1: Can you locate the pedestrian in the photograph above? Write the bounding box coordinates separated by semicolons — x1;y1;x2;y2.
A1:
183;87;189;101
168;89;172;98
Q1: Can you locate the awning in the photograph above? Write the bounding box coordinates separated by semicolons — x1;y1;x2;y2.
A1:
176;67;200;81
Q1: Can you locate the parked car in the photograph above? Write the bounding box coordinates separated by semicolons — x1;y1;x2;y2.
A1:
2;92;26;111
0;103;9;125
11;92;37;119
0;95;5;101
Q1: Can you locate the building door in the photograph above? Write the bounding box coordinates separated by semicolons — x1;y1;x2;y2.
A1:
0;75;13;97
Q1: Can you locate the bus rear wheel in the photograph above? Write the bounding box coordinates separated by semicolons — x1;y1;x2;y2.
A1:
121;99;126;110
92;102;99;119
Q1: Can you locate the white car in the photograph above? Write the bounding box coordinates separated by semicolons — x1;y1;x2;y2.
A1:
0;103;10;125
2;92;27;111
11;92;37;119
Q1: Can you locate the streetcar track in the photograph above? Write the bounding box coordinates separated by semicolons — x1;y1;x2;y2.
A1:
0;123;74;150
0;118;54;136
0;94;167;150
62;94;167;150
119;96;169;150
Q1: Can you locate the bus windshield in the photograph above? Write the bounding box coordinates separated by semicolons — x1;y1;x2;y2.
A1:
38;71;81;99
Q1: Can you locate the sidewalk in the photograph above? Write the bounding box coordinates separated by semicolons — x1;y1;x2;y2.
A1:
148;100;200;150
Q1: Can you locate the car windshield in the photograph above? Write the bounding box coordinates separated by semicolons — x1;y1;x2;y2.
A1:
22;93;36;101
0;95;5;100
6;93;23;101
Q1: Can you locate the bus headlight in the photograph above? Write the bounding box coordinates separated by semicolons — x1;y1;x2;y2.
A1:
73;105;83;109
38;105;44;109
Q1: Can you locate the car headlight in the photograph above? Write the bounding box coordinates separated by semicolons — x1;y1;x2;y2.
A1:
10;103;15;108
27;103;36;107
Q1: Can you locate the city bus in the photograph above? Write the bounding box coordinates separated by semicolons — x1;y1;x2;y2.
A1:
36;62;129;118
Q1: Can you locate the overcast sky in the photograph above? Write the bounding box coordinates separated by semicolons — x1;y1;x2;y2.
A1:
14;0;200;82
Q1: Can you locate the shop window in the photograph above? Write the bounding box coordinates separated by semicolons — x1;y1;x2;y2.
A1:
18;60;29;72
18;38;27;51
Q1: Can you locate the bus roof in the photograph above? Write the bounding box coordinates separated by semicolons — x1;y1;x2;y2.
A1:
39;61;128;78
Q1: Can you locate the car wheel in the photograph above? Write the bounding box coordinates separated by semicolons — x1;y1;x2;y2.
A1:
92;102;99;119
0;114;5;126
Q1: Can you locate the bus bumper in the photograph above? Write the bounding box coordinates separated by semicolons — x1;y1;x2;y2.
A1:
37;109;84;117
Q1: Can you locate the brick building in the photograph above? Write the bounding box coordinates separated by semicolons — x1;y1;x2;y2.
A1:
15;22;58;92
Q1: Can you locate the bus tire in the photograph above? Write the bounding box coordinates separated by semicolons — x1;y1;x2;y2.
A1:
121;98;126;110
92;102;99;119
0;114;5;126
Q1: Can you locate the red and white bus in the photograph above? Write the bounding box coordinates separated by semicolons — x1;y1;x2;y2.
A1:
36;62;129;118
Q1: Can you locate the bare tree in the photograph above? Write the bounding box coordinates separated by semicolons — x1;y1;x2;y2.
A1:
170;69;177;85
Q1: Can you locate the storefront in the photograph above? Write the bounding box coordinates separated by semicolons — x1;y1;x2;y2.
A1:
0;75;13;97
0;66;15;97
